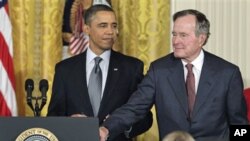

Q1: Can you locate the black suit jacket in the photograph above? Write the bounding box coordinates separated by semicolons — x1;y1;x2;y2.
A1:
47;50;152;141
103;50;248;141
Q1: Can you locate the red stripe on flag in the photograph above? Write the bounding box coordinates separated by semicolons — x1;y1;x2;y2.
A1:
0;0;17;116
4;3;9;15
80;41;88;52
69;33;88;55
69;2;88;55
0;32;15;89
71;35;84;51
74;38;85;54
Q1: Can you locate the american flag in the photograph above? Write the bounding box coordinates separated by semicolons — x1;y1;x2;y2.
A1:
0;0;17;116
69;2;89;55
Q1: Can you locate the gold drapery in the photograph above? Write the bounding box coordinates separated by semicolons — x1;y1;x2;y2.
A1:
10;0;64;116
9;0;170;140
111;0;170;141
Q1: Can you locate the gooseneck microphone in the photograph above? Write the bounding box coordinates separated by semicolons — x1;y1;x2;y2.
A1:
25;79;34;111
25;78;49;117
39;79;48;111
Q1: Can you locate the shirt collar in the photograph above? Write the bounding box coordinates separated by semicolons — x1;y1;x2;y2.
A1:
87;48;111;64
181;50;204;71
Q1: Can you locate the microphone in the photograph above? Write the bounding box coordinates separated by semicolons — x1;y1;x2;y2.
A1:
39;79;48;110
25;79;34;110
39;79;48;98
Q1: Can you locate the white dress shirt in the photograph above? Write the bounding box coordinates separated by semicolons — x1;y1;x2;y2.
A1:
86;48;111;97
182;50;204;94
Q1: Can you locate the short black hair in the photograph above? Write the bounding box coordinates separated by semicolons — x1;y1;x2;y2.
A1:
84;4;114;25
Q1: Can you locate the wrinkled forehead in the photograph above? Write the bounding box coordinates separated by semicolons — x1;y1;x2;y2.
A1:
174;15;196;25
173;15;196;31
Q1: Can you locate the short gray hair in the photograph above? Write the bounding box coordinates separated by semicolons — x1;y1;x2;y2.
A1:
173;9;210;45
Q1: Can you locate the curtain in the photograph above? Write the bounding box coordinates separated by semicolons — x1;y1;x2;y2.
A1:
10;0;64;116
10;0;171;140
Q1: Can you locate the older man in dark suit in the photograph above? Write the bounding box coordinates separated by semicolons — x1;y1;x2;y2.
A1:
47;5;152;141
99;9;248;141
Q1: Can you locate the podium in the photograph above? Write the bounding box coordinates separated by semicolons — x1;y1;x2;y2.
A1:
0;117;99;141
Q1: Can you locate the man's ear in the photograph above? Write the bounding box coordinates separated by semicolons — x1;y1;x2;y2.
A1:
199;34;207;46
83;24;90;34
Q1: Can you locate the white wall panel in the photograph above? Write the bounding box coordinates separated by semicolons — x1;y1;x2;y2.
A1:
171;0;250;88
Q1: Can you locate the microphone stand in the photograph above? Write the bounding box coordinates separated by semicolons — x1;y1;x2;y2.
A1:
26;79;48;117
29;95;45;117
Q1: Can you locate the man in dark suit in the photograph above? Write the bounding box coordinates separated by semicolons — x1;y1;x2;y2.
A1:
47;5;152;141
100;9;248;141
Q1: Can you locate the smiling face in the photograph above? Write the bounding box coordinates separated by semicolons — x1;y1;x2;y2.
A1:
172;15;206;63
84;11;118;55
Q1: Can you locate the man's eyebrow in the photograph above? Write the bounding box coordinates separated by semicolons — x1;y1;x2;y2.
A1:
97;22;117;25
98;22;108;25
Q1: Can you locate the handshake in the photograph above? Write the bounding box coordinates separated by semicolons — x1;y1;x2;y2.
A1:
99;126;109;141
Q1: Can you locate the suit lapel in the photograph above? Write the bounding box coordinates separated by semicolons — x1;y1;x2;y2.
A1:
98;51;120;116
192;52;216;118
73;52;94;116
167;59;189;115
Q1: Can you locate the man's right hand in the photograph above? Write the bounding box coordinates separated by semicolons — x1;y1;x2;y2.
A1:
70;114;87;117
99;126;109;141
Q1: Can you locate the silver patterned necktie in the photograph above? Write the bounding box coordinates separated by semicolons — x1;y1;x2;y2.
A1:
88;57;102;116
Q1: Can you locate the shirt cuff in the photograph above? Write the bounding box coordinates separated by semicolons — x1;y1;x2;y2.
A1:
124;126;133;138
